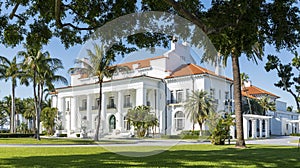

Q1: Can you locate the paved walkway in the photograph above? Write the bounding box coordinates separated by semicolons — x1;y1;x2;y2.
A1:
246;136;300;146
0;136;299;147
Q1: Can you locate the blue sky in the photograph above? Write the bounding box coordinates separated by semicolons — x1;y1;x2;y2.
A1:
0;36;299;110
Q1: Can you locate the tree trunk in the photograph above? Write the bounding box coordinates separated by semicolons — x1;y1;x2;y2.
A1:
246;92;252;114
232;55;246;148
94;80;103;141
33;72;40;140
199;122;203;137
10;81;16;133
288;90;300;112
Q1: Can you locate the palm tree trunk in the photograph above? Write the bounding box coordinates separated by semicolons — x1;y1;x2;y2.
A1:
199;121;203;137
232;55;246;148
94;80;103;141
33;72;40;140
246;96;252;114
10;81;16;133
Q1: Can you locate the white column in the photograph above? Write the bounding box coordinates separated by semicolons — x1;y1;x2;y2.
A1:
117;91;123;131
86;94;91;130
259;119;263;138
136;88;146;106
71;96;77;131
101;93;106;133
243;117;248;139
59;97;65;130
252;119;257;138
265;119;270;138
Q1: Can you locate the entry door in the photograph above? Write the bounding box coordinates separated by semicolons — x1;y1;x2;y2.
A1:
109;115;116;132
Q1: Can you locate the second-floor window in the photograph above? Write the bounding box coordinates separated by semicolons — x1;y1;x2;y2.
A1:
80;99;87;111
176;90;183;103
107;96;115;109
124;95;131;107
210;88;215;99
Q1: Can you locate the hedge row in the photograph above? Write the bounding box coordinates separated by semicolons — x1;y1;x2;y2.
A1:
0;133;45;138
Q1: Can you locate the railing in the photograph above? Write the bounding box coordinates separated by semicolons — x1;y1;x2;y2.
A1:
123;103;132;108
79;107;87;111
107;104;116;109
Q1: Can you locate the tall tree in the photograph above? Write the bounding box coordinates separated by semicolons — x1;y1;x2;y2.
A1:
0;56;28;133
265;53;300;112
69;44;117;141
184;90;215;137
20;48;67;140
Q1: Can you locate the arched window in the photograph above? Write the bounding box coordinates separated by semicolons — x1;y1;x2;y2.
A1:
174;111;185;131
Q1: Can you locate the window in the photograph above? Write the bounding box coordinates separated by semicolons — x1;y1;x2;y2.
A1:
124;95;131;108
124;117;131;130
174;111;185;131
210;88;215;99
82;99;87;108
80;99;87;111
225;91;229;100
170;91;175;103
107;96;115;109
186;89;190;100
66;101;70;111
176;90;183;103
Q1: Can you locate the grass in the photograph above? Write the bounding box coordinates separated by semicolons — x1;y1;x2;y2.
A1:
0;144;299;167
0;138;136;145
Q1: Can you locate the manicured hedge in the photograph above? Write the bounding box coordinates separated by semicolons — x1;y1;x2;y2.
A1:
58;133;67;137
0;133;46;138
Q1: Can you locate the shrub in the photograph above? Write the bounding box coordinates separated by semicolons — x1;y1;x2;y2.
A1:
76;133;80;137
161;135;181;139
208;113;233;145
58;134;67;137
0;133;35;138
290;133;300;136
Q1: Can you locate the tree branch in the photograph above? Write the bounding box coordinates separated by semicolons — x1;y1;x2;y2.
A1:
9;3;20;20
163;0;210;34
55;0;99;30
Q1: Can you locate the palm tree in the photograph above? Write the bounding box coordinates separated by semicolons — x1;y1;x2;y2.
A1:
23;97;36;131
20;48;68;140
41;107;58;135
69;44;117;141
258;96;276;115
184;90;215;136
240;73;252;114
0;56;28;133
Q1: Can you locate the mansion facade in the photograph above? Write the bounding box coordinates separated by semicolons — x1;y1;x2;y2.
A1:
51;41;300;138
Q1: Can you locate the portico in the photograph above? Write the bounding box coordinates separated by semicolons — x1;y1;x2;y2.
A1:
243;114;272;139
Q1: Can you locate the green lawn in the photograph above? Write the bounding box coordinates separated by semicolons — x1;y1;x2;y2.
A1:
0;138;139;145
0;144;299;167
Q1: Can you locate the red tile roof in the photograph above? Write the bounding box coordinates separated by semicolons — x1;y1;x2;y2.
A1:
116;56;166;70
165;63;232;81
241;90;257;99
244;85;280;98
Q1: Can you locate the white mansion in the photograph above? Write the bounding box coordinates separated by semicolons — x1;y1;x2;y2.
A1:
51;41;300;138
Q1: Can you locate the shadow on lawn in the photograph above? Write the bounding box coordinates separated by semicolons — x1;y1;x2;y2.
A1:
2;145;300;167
